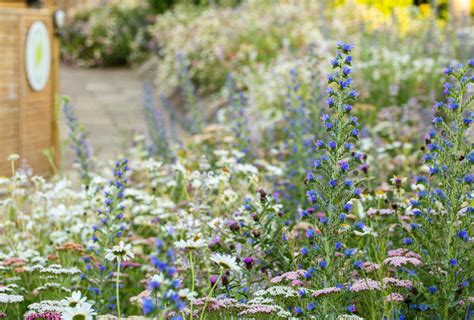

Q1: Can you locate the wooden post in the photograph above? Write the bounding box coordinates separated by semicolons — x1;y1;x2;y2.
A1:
0;1;60;176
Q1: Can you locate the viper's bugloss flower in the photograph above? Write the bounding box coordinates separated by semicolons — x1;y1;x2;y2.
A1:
347;304;357;313
301;247;309;256
336;41;354;53
457;230;468;241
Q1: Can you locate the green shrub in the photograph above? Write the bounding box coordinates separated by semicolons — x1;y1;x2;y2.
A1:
61;5;153;67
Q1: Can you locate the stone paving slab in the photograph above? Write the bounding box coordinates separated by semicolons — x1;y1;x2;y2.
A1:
59;64;147;168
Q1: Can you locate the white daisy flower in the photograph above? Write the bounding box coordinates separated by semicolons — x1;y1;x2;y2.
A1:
178;288;198;301
174;238;207;250
62;301;96;320
104;241;134;262
210;253;241;272
62;291;87;308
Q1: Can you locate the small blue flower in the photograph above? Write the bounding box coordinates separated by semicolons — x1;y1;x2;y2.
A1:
339;161;350;171
418;304;429;311
347;304;356;313
294;307;303;315
319;260;327;268
449;259;458;267
142;298;155;315
301;247;309;256
428;286;437;294
344;248;356;256
354;221;365;230
457;230;468;241
336;41;354;53
301;210;309;219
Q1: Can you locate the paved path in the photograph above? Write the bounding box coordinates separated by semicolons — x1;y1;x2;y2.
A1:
60;64;147;165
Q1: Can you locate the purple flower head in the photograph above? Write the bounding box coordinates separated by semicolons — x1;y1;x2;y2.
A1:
243;256;255;270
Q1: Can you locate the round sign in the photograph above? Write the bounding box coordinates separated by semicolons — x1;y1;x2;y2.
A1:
25;21;51;92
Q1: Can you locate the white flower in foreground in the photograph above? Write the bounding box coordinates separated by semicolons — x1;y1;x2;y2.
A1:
62;301;96;320
174;238;207;250
104;241;134;262
0;293;23;303
178;288;198;301
210;253;241;272
62;291;87;307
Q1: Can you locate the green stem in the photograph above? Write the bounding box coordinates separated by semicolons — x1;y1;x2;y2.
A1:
199;269;223;320
189;251;195;320
116;257;121;319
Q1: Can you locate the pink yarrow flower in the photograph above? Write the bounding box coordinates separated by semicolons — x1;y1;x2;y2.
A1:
26;313;62;320
385;293;404;302
362;262;380;272
270;270;306;284
383;277;413;289
350;279;381;292
384;256;422;267
239;304;277;315
387;248;421;259
313;287;342;297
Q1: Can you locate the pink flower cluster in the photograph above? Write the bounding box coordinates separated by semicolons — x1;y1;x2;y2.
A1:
384;256;422;267
239;304;277;315
382;277;413;289
26;313;62;320
270;269;307;285
350;278;381;292
313;287;342;298
385;293;405;302
192;298;240;312
362;262;380;272
387;248;421;259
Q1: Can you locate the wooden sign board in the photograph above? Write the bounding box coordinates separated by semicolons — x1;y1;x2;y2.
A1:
0;4;59;177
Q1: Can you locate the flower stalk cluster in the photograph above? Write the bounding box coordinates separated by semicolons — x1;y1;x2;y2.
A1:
409;60;473;318
62;98;94;185
143;80;173;162
302;42;366;294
